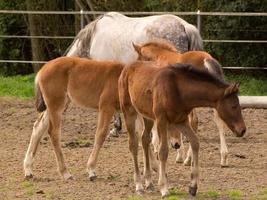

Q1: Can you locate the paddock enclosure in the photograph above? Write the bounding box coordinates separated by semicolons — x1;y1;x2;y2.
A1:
0;97;266;199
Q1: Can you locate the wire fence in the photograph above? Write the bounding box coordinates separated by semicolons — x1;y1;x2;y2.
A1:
0;10;266;70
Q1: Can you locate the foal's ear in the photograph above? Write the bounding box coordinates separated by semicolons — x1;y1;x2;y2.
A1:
224;82;240;97
132;42;142;55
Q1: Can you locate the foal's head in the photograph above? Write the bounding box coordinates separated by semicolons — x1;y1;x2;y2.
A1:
132;39;177;62
217;83;246;137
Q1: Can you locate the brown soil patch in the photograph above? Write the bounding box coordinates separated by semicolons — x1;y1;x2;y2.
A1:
0;97;266;200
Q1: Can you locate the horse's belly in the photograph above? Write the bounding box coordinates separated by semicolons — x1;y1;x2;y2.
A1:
67;89;100;109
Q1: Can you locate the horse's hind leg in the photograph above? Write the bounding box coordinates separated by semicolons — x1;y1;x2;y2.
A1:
48;109;72;180
141;118;154;191
214;109;228;167
24;111;49;179
87;106;115;181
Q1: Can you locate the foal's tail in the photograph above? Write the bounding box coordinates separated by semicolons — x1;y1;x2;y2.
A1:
35;74;47;113
184;23;203;51
63;15;104;57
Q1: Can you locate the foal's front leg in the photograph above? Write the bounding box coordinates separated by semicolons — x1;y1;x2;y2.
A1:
156;119;169;198
87;106;115;181
177;123;199;196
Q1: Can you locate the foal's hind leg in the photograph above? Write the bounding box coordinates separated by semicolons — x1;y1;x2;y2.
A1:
87;106;115;181
24;111;49;179
48;109;72;180
214;109;228;167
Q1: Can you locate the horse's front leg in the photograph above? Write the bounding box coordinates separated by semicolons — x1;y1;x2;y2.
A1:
87;105;115;181
177;123;199;196
214;109;228;167
141;118;154;191
156;119;169;198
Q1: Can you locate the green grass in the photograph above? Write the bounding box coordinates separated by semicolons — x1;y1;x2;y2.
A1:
227;190;243;200
0;74;34;99
225;72;267;96
0;72;266;100
21;180;35;196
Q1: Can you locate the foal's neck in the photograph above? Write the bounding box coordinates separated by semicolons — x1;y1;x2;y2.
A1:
181;77;226;109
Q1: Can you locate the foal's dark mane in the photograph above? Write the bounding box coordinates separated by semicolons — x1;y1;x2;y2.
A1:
143;39;177;53
170;63;227;87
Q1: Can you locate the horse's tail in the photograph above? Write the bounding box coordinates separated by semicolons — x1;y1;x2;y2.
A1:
184;23;203;51
63;15;104;57
204;58;225;80
35;73;47;112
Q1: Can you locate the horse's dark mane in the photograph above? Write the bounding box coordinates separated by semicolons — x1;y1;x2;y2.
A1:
170;63;227;87
142;39;177;52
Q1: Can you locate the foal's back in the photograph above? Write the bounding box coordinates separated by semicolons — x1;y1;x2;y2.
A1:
37;57;124;110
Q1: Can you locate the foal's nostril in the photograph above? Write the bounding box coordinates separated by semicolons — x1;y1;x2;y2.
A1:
241;128;246;136
174;143;180;149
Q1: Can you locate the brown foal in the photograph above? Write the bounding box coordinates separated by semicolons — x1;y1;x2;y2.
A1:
119;62;246;197
24;57;125;180
132;39;232;167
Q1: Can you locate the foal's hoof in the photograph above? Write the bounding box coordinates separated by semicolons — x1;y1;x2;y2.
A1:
25;174;33;180
188;185;198;196
89;173;97;181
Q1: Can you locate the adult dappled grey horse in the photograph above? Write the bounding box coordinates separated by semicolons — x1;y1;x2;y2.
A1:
65;11;203;136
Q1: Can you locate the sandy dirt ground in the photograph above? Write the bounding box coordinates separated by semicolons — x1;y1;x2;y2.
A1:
0;97;266;200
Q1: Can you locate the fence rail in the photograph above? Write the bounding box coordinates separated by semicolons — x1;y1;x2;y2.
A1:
1;10;267;16
0;10;266;70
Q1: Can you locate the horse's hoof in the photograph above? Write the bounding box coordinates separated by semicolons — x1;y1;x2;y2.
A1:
25;174;33;180
188;185;197;196
89;173;97;181
145;183;154;192
220;160;229;168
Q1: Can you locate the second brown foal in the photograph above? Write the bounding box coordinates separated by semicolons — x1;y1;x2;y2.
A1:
119;61;246;197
